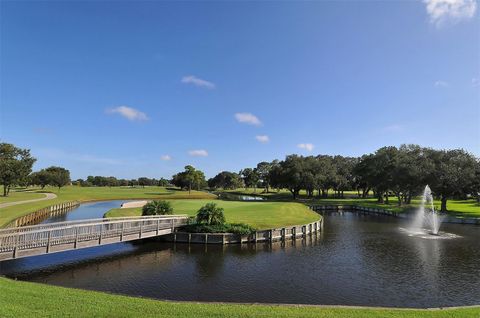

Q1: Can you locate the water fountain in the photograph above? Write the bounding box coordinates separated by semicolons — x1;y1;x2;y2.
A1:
411;185;442;235
400;185;458;239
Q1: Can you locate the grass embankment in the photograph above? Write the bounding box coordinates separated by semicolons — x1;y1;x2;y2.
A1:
0;278;478;318
106;200;319;229
221;189;480;217
0;191;46;204
0;186;215;228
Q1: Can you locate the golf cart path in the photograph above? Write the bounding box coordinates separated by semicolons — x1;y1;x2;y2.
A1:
0;193;57;209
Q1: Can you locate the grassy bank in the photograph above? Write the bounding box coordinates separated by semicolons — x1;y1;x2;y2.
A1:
305;198;480;217
0;277;478;318
106;200;319;229
0;186;215;228
0;190;46;204
220;189;480;217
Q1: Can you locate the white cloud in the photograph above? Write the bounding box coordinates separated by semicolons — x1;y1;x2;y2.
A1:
434;80;449;87
384;124;404;132
188;149;208;157
424;0;477;26
106;106;148;121
297;143;315;152
181;75;216;89
255;135;270;143
234;113;262;126
472;78;480;87
160;155;172;161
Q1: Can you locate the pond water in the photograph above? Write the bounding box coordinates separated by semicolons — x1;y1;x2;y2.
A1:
1;206;479;308
216;193;265;201
41;200;130;223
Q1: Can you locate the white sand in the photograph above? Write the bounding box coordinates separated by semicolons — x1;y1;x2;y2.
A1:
121;200;149;209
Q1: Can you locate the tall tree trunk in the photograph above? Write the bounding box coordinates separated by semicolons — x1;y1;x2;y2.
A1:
384;192;389;204
3;185;7;197
441;194;448;212
377;192;384;203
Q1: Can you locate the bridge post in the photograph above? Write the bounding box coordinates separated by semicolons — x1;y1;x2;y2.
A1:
171;218;175;232
13;235;18;259
139;221;143;238
74;227;78;249
156;219;160;235
46;230;52;253
99;225;103;244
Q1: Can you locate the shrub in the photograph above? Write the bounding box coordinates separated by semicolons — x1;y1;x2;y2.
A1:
196;202;225;225
181;222;256;235
142;200;173;216
224;223;256;235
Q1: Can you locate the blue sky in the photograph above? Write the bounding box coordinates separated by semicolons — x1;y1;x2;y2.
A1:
1;1;479;179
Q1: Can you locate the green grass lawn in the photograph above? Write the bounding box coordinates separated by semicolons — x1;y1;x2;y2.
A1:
0;277;477;318
105;200;319;229
219;189;480;217
0;186;216;228
304;197;480;217
0;190;46;204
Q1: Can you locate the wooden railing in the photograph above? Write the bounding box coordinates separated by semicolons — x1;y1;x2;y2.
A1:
0;215;188;261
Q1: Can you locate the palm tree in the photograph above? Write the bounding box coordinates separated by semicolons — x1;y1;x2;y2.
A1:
142;200;173;216
196;203;225;225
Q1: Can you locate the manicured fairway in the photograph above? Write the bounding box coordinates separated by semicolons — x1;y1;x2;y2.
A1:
220;189;480;217
0;186;215;228
0;278;477;318
306;198;480;217
106;200;319;229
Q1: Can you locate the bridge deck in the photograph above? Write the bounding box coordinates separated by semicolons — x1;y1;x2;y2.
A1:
0;215;188;261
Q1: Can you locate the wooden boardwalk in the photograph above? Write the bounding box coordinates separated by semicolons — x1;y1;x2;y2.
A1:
0;215;188;261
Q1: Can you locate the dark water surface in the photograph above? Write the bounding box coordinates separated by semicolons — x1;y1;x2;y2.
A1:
1;209;479;308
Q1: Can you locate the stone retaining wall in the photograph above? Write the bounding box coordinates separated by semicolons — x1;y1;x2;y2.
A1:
6;201;80;228
160;219;323;244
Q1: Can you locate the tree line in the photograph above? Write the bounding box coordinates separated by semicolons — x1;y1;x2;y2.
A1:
0;143;172;193
73;176;170;187
206;144;479;211
2;142;479;211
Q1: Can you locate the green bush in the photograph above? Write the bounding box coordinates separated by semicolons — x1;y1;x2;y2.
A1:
225;223;256;235
142;200;173;216
196;202;225;225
